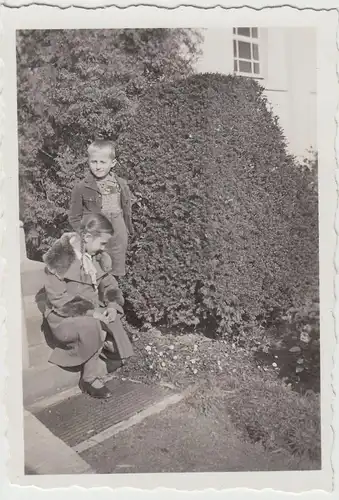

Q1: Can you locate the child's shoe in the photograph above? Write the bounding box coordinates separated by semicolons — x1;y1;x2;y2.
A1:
79;378;112;399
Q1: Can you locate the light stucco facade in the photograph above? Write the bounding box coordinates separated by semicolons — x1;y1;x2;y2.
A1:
194;28;317;159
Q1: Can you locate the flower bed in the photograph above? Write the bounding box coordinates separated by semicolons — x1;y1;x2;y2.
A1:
120;323;320;466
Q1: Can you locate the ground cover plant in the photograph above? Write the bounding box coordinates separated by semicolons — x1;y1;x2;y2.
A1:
120;324;321;467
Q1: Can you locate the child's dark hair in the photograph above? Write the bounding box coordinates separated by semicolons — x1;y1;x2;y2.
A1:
78;214;114;278
79;213;114;237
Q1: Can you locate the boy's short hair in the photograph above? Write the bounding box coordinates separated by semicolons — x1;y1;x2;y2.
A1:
87;139;116;159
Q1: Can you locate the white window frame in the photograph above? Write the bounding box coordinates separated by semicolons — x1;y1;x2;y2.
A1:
233;27;263;79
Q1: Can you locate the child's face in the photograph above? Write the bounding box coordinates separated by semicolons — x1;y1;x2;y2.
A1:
88;147;116;178
84;233;111;255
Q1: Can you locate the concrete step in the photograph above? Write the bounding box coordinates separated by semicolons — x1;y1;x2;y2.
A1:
23;291;51;371
26;316;45;348
23;358;108;408
28;342;52;368
23;364;80;407
23;294;45;348
21;260;45;297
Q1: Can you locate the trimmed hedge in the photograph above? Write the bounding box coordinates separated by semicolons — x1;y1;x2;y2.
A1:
117;73;318;336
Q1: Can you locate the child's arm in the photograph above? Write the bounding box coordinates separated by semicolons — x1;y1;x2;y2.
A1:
68;183;84;231
44;268;95;317
98;274;124;309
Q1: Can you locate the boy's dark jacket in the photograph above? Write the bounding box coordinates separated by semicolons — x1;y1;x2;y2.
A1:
69;171;134;235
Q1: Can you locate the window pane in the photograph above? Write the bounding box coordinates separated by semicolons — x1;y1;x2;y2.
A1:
233;40;237;57
234;59;238;72
233;28;236;34
238;41;251;60
237;27;251;37
239;60;252;73
253;43;259;60
252;28;258;38
253;62;260;74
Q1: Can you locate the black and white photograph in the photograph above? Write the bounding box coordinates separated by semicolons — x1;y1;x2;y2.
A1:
1;1;337;495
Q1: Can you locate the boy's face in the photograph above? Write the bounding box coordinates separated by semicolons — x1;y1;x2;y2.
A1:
88;147;116;178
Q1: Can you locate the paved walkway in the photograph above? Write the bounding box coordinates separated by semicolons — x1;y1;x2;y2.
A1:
24;375;187;474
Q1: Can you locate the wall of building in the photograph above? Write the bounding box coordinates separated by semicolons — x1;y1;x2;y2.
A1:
194;27;317;159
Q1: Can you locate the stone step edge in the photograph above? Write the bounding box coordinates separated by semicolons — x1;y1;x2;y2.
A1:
24;410;95;475
23;360;108;408
25;370;139;413
23;383;198;478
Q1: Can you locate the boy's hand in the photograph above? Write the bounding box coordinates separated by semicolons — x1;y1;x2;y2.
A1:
104;307;118;323
93;308;110;324
107;301;124;316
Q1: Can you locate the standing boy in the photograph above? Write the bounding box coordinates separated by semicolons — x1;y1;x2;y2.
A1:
69;139;134;277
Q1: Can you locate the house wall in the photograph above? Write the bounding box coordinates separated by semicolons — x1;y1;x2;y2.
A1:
194;27;317;159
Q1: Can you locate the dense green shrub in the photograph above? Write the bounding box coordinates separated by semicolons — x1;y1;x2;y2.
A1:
17;29;202;255
116;73;318;336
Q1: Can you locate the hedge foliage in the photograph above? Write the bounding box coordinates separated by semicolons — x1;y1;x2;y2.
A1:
17;29;202;253
116;73;318;336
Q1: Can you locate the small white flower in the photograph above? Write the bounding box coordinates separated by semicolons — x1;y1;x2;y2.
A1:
300;331;311;343
145;345;152;352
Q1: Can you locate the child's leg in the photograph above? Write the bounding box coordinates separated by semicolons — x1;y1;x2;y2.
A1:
102;315;134;361
99;342;123;372
106;214;128;277
80;347;112;398
48;315;104;368
82;348;104;383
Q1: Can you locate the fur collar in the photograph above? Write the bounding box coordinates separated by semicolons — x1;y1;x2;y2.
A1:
43;233;79;278
43;232;113;279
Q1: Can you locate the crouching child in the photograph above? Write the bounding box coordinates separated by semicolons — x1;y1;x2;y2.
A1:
43;213;134;399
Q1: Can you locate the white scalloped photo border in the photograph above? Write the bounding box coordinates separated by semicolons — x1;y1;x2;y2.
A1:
0;1;337;498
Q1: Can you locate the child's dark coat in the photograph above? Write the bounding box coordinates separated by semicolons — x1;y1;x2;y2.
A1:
69;171;134;235
43;233;133;368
